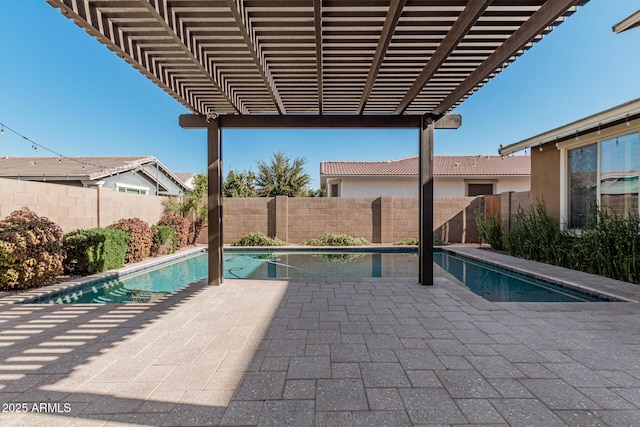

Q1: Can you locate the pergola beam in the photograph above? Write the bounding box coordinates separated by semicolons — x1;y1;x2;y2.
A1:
358;0;407;114
394;0;493;115
179;113;460;130
432;0;583;115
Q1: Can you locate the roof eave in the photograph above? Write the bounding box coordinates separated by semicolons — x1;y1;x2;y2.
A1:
499;98;640;155
321;174;417;179
436;174;530;178
613;10;640;34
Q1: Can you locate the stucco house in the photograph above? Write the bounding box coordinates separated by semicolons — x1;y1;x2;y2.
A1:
499;98;640;228
175;172;197;190
320;155;530;198
0;156;189;196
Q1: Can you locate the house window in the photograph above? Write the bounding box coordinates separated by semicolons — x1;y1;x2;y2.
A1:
330;183;340;197
567;132;639;227
115;183;150;195
600;133;639;218
467;183;494;197
568;143;597;228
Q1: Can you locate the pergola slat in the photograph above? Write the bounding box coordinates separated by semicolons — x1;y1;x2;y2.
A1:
46;0;584;116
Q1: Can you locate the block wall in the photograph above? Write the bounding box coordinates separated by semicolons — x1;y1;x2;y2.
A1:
216;195;491;244
0;178;166;232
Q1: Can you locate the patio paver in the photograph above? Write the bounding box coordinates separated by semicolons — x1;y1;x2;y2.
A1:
1;248;640;425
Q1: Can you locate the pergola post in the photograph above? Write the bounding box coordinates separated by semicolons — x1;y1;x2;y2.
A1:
419;115;435;285
207;118;223;286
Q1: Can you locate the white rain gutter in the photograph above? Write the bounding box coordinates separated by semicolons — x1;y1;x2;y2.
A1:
499;98;640;155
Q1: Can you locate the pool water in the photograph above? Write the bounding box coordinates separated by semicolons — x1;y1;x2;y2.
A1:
33;254;208;304
433;251;604;303
225;251;417;279
28;249;612;304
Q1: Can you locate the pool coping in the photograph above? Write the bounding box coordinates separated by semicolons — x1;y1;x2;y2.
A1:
0;246;206;305
443;245;640;303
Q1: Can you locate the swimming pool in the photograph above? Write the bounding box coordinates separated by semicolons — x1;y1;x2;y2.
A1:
26;253;207;304
433;251;609;302
25;248;615;304
225;249;417;279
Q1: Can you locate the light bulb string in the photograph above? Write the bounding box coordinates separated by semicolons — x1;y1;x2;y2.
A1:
0;121;117;172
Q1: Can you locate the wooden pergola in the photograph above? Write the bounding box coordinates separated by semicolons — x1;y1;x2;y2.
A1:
47;0;587;285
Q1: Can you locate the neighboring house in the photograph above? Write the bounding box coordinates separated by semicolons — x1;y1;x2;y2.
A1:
499;98;640;228
320;155;530;198
0;156;189;196
175;172;197;190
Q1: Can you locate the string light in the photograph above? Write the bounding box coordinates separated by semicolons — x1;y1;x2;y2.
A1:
0;121;115;172
627;115;631;127
597;123;601;135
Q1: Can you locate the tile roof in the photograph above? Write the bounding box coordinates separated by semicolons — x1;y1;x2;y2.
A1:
321;155;530;177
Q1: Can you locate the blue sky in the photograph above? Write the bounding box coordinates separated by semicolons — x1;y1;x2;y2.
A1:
1;1;639;189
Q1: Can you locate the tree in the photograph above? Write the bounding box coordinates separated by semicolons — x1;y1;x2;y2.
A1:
161;172;208;245
255;151;311;197
185;173;208;245
223;169;257;197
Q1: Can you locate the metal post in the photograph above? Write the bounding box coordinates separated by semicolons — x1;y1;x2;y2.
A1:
207;118;223;286
419;115;434;285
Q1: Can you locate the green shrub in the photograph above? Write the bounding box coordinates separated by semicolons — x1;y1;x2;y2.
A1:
394;237;418;246
157;214;190;249
232;232;286;246
506;203;567;265
503;202;640;284
393;237;447;246
107;218;153;263
572;211;639;283
0;208;64;290
475;212;504;251
433;238;448;246
62;228;129;275
302;233;370;246
151;225;177;256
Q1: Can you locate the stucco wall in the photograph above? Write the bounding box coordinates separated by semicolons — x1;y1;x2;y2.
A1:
331;177;418;197
332;176;530;198
531;143;561;221
495;176;530;194
0;178;166;232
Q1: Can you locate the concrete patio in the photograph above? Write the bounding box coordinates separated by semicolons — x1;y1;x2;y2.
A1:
1;249;640;426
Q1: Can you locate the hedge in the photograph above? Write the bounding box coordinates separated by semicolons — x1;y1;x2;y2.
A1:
151;225;177;256
0;208;64;290
107;218;154;263
62;228;130;275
